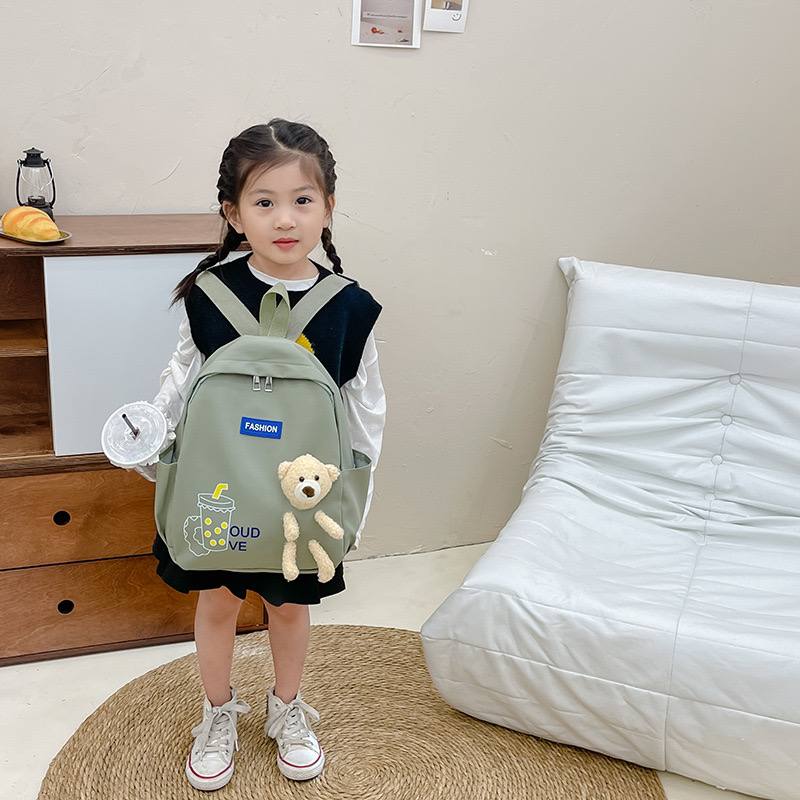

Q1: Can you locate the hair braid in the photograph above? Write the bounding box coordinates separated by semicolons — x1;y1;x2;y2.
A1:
320;226;342;274
170;223;244;308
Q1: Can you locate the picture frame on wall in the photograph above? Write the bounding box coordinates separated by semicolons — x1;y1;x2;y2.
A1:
352;0;423;48
423;0;470;33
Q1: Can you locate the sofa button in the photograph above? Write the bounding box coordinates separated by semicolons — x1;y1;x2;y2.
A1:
729;374;742;384
721;415;732;425
711;454;724;465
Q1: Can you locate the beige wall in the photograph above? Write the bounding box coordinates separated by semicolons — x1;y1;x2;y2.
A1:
4;2;799;560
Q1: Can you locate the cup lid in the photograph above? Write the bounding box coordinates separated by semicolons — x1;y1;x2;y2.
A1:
101;401;169;467
198;495;236;512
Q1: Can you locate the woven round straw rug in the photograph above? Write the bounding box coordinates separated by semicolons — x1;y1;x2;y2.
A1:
39;625;665;799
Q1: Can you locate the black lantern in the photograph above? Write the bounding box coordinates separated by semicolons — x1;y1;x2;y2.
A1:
16;147;57;221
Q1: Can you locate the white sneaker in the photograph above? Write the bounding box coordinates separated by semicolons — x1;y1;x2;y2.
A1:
185;686;252;791
265;686;325;780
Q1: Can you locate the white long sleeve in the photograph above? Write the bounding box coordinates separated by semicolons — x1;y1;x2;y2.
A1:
131;310;203;482
135;303;386;549
341;329;386;549
153;313;204;430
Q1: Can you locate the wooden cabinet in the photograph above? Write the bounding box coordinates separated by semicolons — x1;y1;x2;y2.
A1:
0;214;264;665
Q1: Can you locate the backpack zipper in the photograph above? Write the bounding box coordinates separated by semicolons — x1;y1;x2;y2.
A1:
252;374;273;391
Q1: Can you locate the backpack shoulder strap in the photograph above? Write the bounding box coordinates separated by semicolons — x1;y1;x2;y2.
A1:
194;269;353;340
194;270;259;336
285;274;353;340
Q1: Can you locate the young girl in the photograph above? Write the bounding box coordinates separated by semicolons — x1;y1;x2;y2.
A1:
128;120;385;791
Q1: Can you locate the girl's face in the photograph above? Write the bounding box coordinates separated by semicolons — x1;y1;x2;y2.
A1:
223;159;333;276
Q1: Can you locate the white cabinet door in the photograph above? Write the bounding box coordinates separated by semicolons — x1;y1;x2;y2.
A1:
44;252;212;456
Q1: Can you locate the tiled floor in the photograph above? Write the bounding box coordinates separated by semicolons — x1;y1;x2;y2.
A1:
3;543;755;800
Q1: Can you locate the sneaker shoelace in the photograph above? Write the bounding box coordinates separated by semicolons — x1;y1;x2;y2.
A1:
192;698;252;759
267;698;321;751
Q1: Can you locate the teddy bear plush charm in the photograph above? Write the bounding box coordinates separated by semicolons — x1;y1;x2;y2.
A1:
278;453;344;582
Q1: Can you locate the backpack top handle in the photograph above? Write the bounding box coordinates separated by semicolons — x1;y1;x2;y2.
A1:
259;283;291;338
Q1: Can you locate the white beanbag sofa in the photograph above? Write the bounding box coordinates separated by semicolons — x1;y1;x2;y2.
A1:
420;257;800;800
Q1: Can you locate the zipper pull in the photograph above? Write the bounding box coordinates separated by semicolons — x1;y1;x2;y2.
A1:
263;376;273;392
252;375;261;391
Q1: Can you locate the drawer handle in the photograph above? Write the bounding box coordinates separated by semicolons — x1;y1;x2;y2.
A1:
57;600;75;615
53;511;71;526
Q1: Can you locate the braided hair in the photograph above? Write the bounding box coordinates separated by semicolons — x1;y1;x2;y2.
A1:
170;119;343;308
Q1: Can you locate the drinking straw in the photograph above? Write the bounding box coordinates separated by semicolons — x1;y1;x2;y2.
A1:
121;413;140;439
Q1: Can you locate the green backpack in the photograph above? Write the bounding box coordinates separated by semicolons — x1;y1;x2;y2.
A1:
154;270;373;581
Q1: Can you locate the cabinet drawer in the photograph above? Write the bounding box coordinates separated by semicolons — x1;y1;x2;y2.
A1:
0;555;265;660
0;467;156;569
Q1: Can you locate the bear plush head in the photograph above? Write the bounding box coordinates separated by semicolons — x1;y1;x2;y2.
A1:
277;453;341;510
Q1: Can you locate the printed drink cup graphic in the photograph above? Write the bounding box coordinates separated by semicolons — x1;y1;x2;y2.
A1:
198;483;236;550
